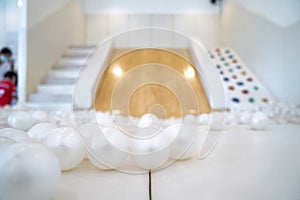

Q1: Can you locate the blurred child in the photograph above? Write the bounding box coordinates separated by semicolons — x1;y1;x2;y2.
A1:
0;71;17;107
0;47;13;80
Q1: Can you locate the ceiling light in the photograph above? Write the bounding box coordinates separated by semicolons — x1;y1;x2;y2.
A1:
184;66;195;78
113;66;123;77
17;0;23;8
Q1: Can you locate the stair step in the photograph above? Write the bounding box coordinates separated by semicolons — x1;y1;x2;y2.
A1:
26;102;73;111
53;64;86;70
62;54;89;59
58;57;87;66
27;44;95;109
42;77;76;85
29;93;72;103
42;77;76;84
69;45;96;49
64;49;93;57
37;85;75;94
64;46;95;56
49;69;80;78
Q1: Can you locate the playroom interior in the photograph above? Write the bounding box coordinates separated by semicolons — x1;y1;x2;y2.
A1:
0;0;300;200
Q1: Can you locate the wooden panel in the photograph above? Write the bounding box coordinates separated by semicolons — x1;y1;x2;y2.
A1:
94;48;211;118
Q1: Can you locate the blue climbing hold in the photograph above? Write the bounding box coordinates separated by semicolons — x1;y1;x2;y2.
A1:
232;97;240;103
237;82;244;86
223;77;230;82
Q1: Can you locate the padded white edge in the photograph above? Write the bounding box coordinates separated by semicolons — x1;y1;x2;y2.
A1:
189;42;226;110
73;41;113;109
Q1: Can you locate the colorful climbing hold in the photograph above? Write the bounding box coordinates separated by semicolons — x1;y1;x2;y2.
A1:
232;59;238;64
247;77;253;82
232;97;240;103
232;75;237;79
242;89;249;94
236;65;242;69
241;71;247;76
237;82;244;86
228;86;235;91
262;98;269;103
248;97;255;103
223;77;230;82
253;86;259;91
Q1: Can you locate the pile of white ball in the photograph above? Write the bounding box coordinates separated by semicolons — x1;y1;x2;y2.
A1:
0;111;202;200
225;110;269;130
261;102;300;124
1;102;292;200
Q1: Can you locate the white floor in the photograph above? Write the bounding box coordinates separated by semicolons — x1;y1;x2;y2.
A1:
53;124;300;200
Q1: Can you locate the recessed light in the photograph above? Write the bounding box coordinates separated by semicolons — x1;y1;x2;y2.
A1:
184;66;195;78
113;66;123;77
17;0;23;8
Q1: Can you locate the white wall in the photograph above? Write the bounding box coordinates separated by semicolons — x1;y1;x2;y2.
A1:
86;14;220;49
0;0;22;58
235;0;300;27
282;21;300;103
0;0;6;46
221;0;300;104
25;0;85;99
81;0;218;15
27;0;71;27
83;0;220;48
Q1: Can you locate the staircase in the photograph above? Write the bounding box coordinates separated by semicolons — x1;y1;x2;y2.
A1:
27;45;96;110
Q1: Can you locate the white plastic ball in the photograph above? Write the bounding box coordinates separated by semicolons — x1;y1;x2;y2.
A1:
239;111;251;125
225;112;238;126
183;114;197;125
80;123;128;170
209;112;225;131
32;111;49;123
0;136;15;150
164;123;197;160
0;143;61;200
138;113;162;129
198;113;209;125
3;105;11;110
250;112;269;130
44;127;85;171
7;111;36;131
27;123;56;143
0;128;31;142
130;128;170;170
164;117;181;126
95;112;115;127
113;115;138;135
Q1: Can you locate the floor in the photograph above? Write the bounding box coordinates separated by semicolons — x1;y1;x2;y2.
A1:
53;124;300;200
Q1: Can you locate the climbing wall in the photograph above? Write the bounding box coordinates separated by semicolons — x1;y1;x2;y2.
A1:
208;48;275;110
